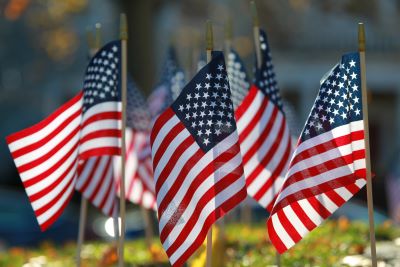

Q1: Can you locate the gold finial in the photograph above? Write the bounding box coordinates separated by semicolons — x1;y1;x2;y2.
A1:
206;20;213;51
120;13;128;40
250;1;259;27
225;17;233;41
358;23;366;52
94;23;101;50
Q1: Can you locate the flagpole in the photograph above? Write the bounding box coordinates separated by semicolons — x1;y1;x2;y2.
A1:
358;22;377;267
141;206;154;248
224;17;232;57
118;13;128;267
75;25;101;267
250;1;262;69
205;19;213;267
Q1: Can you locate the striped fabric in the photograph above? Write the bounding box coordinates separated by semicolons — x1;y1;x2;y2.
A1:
114;129;156;210
151;51;246;266
6;93;82;231
267;52;367;253
6;40;122;230
236;29;292;210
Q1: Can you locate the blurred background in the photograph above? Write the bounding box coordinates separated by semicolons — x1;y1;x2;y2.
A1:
1;0;400;249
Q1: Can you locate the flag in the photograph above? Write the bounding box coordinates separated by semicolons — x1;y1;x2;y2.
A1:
235;29;292;210
148;47;186;118
151;51;247;266
267;52;367;253
6;40;122;230
226;49;250;110
76;78;156;213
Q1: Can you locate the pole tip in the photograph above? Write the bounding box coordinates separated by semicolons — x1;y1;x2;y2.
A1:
206;20;213;51
225;17;233;40
250;1;259;27
94;23;101;50
358;22;366;52
120;13;128;40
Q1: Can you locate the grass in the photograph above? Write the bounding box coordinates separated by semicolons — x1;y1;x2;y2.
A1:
1;218;399;267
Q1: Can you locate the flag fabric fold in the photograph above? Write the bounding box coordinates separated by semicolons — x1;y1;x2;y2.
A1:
6;40;122;230
235;29;292;210
151;51;247;266
267;52;367;254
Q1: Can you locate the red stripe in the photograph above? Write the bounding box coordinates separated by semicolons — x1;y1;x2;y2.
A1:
172;186;246;267
77;158;101;193
154;136;195;194
242;107;279;165
79;129;121;145
22;141;79;188
152;123;185;170
165;164;245;258
79;147;121;160
34;165;76;217
81;111;121;129
156;149;203;220
253;133;292;206
235;86;259;121
29;156;77;202
290;201;316;231
307;196;331;219
267;218;287;254
98;164;115;215
17;126;80;173
88;158;112;203
6;92;83;144
39;182;76;232
244;109;282;185
10;109;81;159
290;130;364;168
276;209;302;243
238;97;269;144
150;108;175;148
324;189;346;207
284;149;365;188
160;144;240;243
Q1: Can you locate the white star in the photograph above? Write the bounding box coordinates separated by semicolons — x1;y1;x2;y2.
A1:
352;84;358;91
187;94;192;101
207;120;212;127
203;92;209;99
218;111;224;117
321;115;327;122
208;110;215;117
192;112;198;119
194;93;200;100
329;99;336;105
191;122;196;128
200;111;206;117
179;105;184;111
327;88;332;95
203;138;210;145
350;72;357;80
204;83;211;89
193;103;199;109
201;102;207;108
112;46;118;52
340;112;347;119
316;122;323;130
212;92;218;98
304;128;310;135
197;130;203;136
210;101;216;108
349;60;356;67
332;109;339;116
216;74;223;80
205;129;211;135
196;83;202;90
186;103;191;110
222;93;228;99
354;108;361;115
308;120;315;127
215;129;221;136
329;117;335;124
206;73;212;80
353;96;359;103
338;82;344;89
217;65;224;71
337;101;344;108
214;83;221;90
220;102;227;109
216;120;223;127
199;121;205;127
226;121;232;128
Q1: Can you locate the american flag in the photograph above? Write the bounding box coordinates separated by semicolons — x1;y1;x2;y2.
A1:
226;49;250;110
151;51;247;266
76;79;156;213
235;29;292;210
6;40;122;230
148;47;186;118
267;52;367;253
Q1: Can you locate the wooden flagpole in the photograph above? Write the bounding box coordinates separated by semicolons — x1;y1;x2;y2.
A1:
250;1;262;69
205;19;213;267
75;25;101;267
224;17;232;57
118;13;128;267
140;206;154;248
250;2;281;266
358;22;377;267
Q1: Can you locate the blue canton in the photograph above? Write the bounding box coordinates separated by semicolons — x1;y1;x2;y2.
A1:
301;53;362;141
227;49;250;110
254;29;283;110
82;40;121;113
127;78;151;131
172;51;236;153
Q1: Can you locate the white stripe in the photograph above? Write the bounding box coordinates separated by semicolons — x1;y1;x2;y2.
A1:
270;213;294;252
75;158;95;190
83;157;109;198
334;187;353;201
276;159;366;203
81;101;121;124
36;172;77;225
8;97;82;152
236;90;264;130
21;132;80;183
151;115;180;158
160;152;242;242
169;175;245;264
93;160;113;206
13;116;81;166
286;139;365;180
157;132;238;221
298;198;324;226
153;129;190;176
238;99;276;155
315;193;338;213
79;137;120;154
80;119;121;140
293;120;363;157
283;205;309;237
